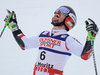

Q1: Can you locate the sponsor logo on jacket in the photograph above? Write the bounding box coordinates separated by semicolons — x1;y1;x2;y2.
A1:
39;38;61;48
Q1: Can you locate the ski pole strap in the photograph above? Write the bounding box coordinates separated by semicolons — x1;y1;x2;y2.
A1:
88;32;95;46
8;22;18;31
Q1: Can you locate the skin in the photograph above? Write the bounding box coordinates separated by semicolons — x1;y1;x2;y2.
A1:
52;9;66;30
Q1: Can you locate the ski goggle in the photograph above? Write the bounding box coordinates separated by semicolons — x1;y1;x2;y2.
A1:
55;7;70;16
54;6;77;31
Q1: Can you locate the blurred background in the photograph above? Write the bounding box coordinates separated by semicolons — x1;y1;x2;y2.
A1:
0;0;100;75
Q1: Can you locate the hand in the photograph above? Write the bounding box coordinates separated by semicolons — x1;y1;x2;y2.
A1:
85;18;99;35
85;18;99;42
4;9;19;31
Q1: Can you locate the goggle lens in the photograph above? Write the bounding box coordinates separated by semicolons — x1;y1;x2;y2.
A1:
55;7;70;16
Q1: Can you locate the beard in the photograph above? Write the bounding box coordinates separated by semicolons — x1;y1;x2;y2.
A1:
51;20;64;26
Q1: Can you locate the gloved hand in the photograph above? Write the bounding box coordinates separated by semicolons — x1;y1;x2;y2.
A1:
85;18;99;41
4;10;19;32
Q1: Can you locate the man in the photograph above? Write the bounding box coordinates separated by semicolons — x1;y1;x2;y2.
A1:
4;6;99;75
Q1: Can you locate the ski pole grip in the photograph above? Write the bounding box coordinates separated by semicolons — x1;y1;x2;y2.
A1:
88;32;95;46
0;13;12;38
5;13;12;26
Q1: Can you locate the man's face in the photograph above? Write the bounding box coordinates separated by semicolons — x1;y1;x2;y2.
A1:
51;9;66;26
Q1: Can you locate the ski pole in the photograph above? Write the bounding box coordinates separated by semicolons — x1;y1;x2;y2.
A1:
89;32;98;75
92;50;98;75
0;10;12;38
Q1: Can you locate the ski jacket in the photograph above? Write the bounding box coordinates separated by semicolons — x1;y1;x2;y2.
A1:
12;29;92;75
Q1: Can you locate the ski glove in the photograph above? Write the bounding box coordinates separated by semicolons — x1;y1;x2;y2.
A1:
4;10;19;32
85;18;99;41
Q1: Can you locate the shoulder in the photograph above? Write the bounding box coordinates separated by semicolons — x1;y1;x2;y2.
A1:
66;35;82;45
58;34;69;41
39;31;50;37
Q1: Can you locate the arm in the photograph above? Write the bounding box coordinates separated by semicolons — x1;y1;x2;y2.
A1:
12;29;39;50
4;10;39;50
12;29;25;50
66;18;98;60
81;18;99;60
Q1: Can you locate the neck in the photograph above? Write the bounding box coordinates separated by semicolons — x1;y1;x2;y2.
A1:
52;25;66;30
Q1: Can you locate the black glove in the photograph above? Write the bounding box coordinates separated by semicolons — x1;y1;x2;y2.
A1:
85;18;99;35
4;10;18;31
4;10;17;24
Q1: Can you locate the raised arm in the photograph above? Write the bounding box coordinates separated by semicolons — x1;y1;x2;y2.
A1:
4;10;39;50
81;18;99;60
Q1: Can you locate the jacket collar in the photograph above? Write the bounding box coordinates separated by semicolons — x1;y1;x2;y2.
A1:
51;29;67;36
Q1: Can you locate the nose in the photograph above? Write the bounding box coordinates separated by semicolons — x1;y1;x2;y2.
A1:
54;13;60;18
